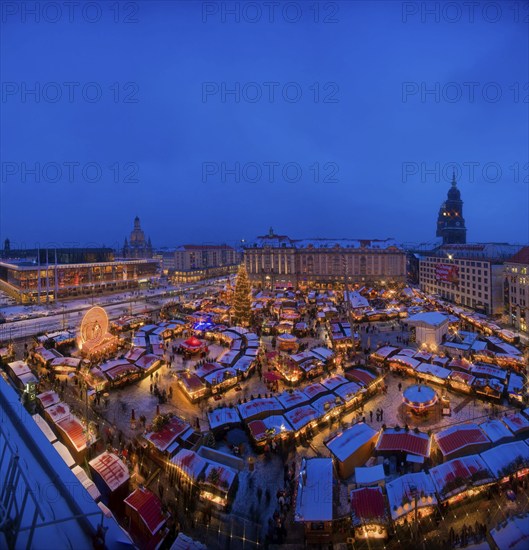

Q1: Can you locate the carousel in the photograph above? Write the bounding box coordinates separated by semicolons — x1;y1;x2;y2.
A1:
277;333;299;353
403;384;438;415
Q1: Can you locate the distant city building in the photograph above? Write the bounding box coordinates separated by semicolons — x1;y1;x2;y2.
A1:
504;246;529;333
123;216;153;259
419;243;524;315
244;228;406;289
436;174;466;245
0;248;159;303
161;244;241;283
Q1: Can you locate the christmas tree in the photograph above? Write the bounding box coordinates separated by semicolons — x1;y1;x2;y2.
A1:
232;263;252;326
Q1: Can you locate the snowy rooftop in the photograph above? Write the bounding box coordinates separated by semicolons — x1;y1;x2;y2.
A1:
480;441;529;477
386;472;437;521
325;422;378;463
170;449;207;481
89;452;130;492
479;419;514;443
295;458;334;522
333;381;363;402
207;407;241;430
501;412;529;434
355;464;385;486
434;424;490;457
276;390;310;410
371;346;398;359
489;513;529;550
284;405;319;431
320;374;349;391
345;291;370;309
407;311;449;327
429;455;494;499
237;397;284;421
312;394;343;416
301;382;329;401
416;363;451;380
248;415;294;441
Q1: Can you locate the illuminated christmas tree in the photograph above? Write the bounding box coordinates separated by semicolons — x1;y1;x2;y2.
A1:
232;263;252;327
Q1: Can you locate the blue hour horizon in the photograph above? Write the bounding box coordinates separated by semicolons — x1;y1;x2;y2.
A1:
0;1;528;248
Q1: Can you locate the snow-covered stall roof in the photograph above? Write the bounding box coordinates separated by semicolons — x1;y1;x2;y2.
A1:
434;424;490;458
479;419;514;444
386;472;437;521
320;374;349;391
325;422;378;463
295;458;333;522
429;454;494;500
89;452;130;492
247;415;294;442
276;390;310;410
237;397;283;421
170;449;207;482
207;407;241;431
32;413;57;443
489;513;529;550
355;464;385;486
284;405;319;432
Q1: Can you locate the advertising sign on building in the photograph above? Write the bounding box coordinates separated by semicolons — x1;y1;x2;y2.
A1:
435;264;459;284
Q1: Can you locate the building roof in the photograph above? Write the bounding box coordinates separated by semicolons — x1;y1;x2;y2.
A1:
386;472;437;521
407;311;449;327
56;416;88;452
179;244;234;251
124;487;166;535
429;243;524;262
345;368;376;386
429;455;494;499
89;452;130;492
295;458;334;522
480;441;529;477
144;416;191;452
248;232;402;251
434;424;490;457
325;422;378;463
350;487;387;525
170;449;207;481
284;405;319;432
355;465;386;486
501;412;529;434
207;407;241;430
376;429;431;457
170;533;208;550
506;246;529;265
479;419;514;444
489;513;529;550
237;397;283;421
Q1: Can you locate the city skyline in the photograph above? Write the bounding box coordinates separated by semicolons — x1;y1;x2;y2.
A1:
1;1;528;246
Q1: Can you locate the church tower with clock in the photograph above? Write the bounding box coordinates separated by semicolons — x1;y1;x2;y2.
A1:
436;173;467;244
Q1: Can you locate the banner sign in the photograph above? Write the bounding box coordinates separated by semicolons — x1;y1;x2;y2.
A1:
435;263;459;284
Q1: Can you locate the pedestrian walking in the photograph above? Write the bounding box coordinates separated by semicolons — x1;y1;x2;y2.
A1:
257;487;262;502
369;410;373;422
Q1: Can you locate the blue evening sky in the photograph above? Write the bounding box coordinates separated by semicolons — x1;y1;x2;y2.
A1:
1;1;527;249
